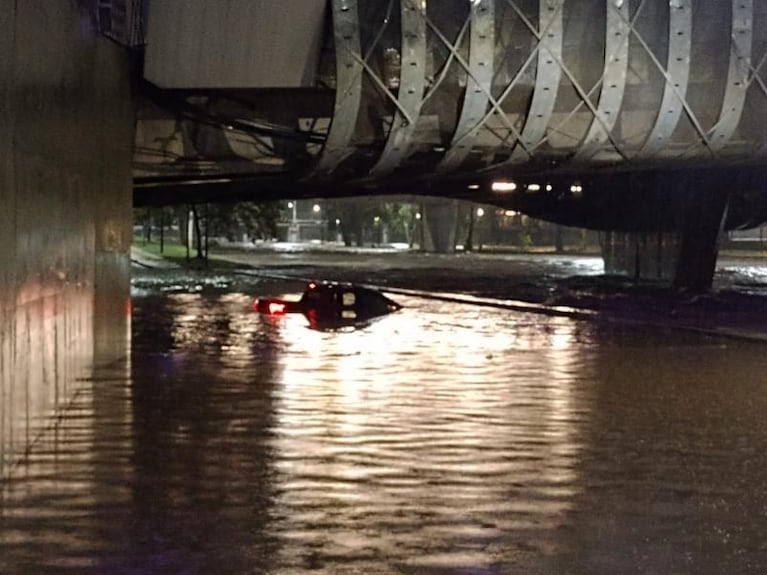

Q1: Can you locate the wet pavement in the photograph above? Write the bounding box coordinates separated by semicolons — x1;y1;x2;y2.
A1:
3;252;767;573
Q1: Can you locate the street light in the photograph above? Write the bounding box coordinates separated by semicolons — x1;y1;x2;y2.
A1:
312;204;321;213
476;207;485;217
288;201;298;242
492;181;516;192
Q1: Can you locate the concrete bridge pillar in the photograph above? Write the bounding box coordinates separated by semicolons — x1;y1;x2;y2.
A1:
600;175;730;292
672;186;730;293
601;232;680;282
422;200;459;254
0;1;133;479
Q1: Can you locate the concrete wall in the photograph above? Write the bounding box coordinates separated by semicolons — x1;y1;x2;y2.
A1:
144;0;327;88
0;0;134;479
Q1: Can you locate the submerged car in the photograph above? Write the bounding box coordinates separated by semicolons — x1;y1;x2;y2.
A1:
254;281;402;330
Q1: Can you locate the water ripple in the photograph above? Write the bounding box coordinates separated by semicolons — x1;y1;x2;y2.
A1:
3;280;767;573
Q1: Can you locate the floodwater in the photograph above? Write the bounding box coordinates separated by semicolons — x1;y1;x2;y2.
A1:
3;254;767;574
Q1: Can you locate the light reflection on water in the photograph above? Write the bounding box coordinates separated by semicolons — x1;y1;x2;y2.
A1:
2;279;767;573
269;297;584;572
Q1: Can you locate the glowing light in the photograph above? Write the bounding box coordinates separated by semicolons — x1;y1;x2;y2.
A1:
374;216;381;224
546;184;553;192
268;302;287;315
468;183;480;190
313;204;321;213
415;213;422;220
527;183;541;192
570;184;583;193
476;207;485;217
492;181;517;192
335;219;341;225
504;210;517;217
287;201;294;208
308;282;317;290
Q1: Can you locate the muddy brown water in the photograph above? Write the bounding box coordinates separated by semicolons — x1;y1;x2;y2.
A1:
2;253;767;574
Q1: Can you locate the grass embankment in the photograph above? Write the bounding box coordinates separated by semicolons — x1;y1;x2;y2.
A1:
134;240;248;270
135;240;189;259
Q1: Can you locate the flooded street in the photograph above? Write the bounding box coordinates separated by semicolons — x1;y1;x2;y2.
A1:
3;253;767;573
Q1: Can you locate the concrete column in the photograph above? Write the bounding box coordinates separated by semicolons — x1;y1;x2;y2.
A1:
0;0;133;479
600;173;730;292
0;0;16;479
673;186;730;292
93;36;134;363
601;231;680;282
422;200;459;254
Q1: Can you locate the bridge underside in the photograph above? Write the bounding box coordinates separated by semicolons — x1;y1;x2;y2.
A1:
135;0;767;230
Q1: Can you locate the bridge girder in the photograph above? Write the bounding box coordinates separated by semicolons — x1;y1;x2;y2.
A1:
134;0;767;231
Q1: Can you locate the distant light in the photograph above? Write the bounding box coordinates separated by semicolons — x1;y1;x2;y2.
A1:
504;210;517;217
527;183;541;191
335;218;341;225
374;216;381;223
476;207;485;217
433;146;446;152
570;184;583;193
492;181;517;192
288;201;294;208
308;282;317;290
415;212;422;220
468;183;481;190
546;184;553;192
313;204;321;213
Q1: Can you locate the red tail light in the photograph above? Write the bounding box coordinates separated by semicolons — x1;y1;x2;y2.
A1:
268;302;287;315
254;298;289;315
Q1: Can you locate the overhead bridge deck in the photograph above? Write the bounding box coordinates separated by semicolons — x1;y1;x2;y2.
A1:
135;0;767;205
130;0;767;289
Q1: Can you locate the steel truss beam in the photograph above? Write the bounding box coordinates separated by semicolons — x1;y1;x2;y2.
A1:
370;0;428;176
508;0;564;163
636;0;693;159
497;0;626;166
573;0;630;162
706;0;753;152
424;5;531;161
313;0;765;179
437;0;496;173
312;0;364;176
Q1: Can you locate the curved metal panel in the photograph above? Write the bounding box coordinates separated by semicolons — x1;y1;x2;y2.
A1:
510;0;564;163
708;0;753;151
573;0;630;162
437;0;496;173
312;0;363;177
369;0;428;177
636;0;692;159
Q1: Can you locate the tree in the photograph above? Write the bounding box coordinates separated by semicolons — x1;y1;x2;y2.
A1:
206;201;284;242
